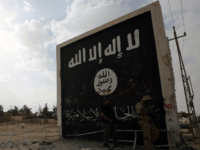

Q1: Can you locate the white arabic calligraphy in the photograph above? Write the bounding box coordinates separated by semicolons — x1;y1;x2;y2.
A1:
117;36;121;53
68;50;82;68
98;42;102;64
105;38;116;56
83;48;86;63
65;105;157;121
126;29;140;51
89;46;97;61
90;108;99;117
98;42;102;58
114;106;138;120
68;29;140;68
94;68;117;96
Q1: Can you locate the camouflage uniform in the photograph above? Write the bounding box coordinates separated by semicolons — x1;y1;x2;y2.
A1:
101;122;118;145
135;101;159;150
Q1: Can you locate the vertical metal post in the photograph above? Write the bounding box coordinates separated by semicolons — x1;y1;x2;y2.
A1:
9;131;11;149
44;127;47;140
24;132;30;145
170;130;177;150
133;131;137;149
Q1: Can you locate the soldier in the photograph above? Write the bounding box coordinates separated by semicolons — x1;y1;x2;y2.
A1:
135;95;160;150
101;99;118;149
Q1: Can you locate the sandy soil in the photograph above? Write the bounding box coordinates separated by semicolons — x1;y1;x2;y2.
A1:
0;122;59;144
181;129;200;150
1;124;200;149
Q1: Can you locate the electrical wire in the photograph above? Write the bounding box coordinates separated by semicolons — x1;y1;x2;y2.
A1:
168;0;175;27
180;0;186;33
182;39;185;55
173;0;187;105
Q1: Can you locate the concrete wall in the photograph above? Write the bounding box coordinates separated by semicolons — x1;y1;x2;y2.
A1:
56;1;180;149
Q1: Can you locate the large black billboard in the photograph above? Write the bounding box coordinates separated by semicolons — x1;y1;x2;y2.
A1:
60;11;168;145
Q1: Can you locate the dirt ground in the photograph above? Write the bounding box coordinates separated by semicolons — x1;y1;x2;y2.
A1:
0;122;59;144
181;129;200;150
0;124;200;149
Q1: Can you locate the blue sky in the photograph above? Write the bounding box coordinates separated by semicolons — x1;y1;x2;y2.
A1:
0;0;200;116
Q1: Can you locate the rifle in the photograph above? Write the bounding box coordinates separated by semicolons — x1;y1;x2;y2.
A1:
143;104;160;130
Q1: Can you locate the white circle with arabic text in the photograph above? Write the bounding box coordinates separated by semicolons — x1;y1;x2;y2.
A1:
94;68;118;96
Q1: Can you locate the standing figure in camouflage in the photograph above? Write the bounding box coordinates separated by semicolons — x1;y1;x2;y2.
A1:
135;95;160;150
101;99;118;149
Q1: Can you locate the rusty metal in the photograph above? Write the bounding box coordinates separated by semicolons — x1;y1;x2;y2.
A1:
188;76;194;98
168;32;186;41
172;26;200;143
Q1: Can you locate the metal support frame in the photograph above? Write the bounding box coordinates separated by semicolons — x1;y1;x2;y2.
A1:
177;132;195;150
0;131;19;149
169;26;200;143
169;32;186;41
66;130;177;149
0;126;61;149
18;132;31;145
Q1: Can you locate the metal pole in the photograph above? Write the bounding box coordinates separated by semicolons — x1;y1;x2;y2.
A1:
170;130;177;150
189;76;200;137
9;131;11;149
24;132;30;145
44;127;47;140
133;131;137;149
173;26;195;140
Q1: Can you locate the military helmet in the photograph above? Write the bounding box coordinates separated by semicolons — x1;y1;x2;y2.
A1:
141;95;152;101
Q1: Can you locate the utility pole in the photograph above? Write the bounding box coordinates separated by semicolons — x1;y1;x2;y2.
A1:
169;26;200;143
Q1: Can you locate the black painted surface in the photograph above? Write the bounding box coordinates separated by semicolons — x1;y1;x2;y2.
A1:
60;11;168;145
